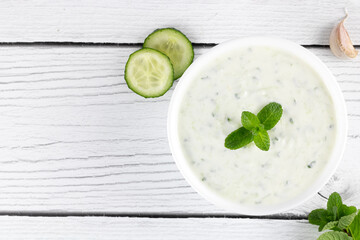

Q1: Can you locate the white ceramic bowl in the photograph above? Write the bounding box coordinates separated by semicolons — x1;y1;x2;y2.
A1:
167;37;347;215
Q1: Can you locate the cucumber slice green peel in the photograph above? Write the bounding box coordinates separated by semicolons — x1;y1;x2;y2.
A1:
143;28;194;80
124;48;174;98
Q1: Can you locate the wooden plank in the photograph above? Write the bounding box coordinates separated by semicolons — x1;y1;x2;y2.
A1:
0;216;319;239
0;45;358;216
0;0;359;44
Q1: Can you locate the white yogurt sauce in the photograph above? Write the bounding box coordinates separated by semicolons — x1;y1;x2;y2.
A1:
178;46;336;206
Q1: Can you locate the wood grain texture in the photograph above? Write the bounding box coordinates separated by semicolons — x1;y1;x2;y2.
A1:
0;45;359;216
0;216;319;240
0;0;359;44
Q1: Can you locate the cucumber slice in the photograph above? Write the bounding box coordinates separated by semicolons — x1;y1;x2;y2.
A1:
143;28;194;80
124;48;174;98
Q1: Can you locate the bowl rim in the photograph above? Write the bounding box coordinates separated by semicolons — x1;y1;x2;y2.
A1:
167;37;348;216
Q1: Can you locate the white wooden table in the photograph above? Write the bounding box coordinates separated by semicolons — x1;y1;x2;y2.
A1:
0;1;359;239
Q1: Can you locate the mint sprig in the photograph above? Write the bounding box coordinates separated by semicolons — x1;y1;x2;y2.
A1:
309;192;360;240
224;102;282;151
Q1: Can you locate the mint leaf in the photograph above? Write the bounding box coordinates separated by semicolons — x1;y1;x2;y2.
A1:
225;127;254;150
328;192;343;220
341;205;357;217
241;111;260;131
253;128;270;151
338;213;357;230
309;209;332;231
323;221;339;231
257;102;283;130
317;231;353;240
349;212;360;240
309;209;329;225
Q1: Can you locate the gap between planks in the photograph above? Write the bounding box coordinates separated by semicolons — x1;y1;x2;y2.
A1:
0;42;358;48
0;211;307;220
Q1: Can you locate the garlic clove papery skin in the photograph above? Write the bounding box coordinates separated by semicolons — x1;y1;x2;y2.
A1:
329;15;358;59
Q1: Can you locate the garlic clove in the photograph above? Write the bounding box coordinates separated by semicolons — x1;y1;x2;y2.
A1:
329;14;358;59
